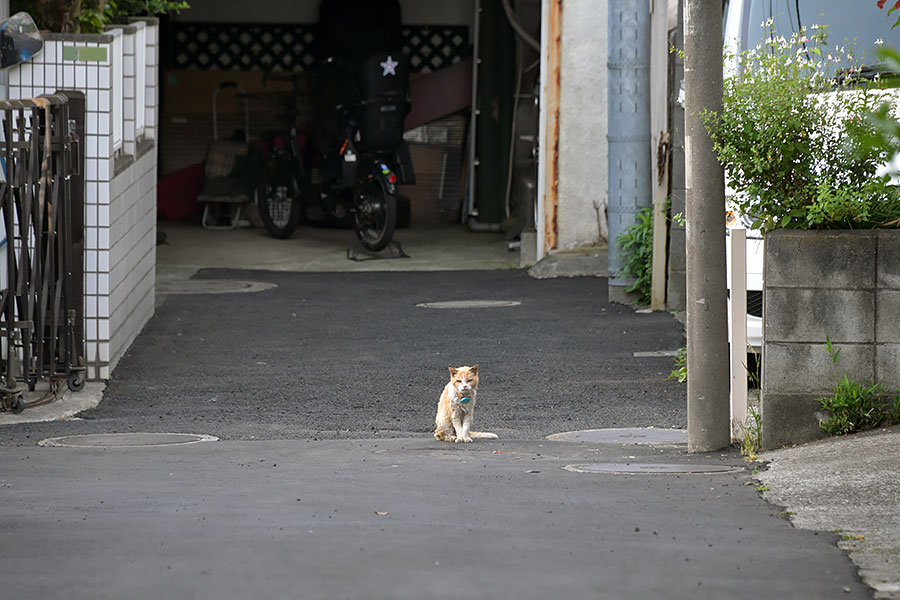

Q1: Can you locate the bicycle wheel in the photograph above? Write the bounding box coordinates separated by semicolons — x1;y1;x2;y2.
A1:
353;177;397;252
258;160;300;239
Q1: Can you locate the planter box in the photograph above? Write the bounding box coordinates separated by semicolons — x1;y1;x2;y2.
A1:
761;229;900;449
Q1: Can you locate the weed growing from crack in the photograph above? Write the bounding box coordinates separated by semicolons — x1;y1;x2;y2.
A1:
819;335;900;435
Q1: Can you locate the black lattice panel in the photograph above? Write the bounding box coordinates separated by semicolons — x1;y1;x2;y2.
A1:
170;23;468;73
401;26;469;73
172;24;317;71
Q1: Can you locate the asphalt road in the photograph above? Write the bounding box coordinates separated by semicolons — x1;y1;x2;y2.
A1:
1;270;688;445
0;271;871;599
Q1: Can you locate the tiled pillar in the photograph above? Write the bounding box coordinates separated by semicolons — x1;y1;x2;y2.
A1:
109;21;147;156
117;23;138;156
7;32;119;381
5;27;157;381
111;29;124;155
131;18;160;141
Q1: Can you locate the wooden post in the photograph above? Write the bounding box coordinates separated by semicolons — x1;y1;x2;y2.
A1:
649;0;670;311
536;0;561;260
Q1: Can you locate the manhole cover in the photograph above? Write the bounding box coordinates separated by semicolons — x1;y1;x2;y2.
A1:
156;280;277;295
564;463;741;474
39;433;219;448
416;300;521;309
547;428;687;445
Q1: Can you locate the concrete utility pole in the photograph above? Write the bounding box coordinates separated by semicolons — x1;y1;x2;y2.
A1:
682;0;730;452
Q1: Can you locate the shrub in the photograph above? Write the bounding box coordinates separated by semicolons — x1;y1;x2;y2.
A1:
703;22;900;232
615;205;654;305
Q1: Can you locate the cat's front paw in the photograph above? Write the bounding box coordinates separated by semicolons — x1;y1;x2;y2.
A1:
455;435;473;443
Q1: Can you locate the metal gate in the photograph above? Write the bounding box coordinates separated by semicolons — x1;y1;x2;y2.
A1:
0;93;85;413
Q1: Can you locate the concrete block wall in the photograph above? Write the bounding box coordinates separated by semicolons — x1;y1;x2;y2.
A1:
6;24;159;381
761;229;900;449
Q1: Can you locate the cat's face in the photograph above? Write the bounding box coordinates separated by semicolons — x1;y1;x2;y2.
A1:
449;365;479;395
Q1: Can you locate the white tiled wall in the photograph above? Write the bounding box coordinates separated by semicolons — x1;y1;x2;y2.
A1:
106;149;157;380
6;23;160;381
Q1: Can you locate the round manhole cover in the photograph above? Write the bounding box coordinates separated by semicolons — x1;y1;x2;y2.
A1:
547;428;687;445
564;463;741;474
416;300;521;309
157;280;277;295
39;433;219;448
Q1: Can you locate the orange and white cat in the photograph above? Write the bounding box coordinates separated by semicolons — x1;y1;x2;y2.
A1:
433;365;498;443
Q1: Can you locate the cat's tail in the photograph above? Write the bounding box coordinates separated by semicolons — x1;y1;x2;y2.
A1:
470;431;499;439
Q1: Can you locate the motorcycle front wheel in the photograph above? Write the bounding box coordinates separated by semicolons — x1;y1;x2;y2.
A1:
353;177;397;252
258;160;301;239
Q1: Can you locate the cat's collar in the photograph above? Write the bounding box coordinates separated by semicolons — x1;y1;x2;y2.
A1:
456;392;473;403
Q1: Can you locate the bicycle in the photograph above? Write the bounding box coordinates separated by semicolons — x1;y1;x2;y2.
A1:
253;77;307;239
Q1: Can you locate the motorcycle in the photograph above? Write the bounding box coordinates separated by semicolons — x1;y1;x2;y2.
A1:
257;50;415;252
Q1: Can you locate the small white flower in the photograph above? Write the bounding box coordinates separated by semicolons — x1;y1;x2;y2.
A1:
875;38;884;46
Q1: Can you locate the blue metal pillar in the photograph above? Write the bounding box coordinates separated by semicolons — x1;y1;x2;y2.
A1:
607;0;651;289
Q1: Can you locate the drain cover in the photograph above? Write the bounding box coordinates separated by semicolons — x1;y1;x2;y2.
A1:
547;428;687;445
564;463;740;474
156;280;277;295
39;433;219;448
416;300;521;309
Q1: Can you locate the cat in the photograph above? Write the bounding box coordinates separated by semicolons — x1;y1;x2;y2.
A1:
433;365;498;443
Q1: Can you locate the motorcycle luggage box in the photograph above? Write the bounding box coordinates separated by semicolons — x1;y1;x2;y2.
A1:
355;52;411;152
356;51;410;101
357;100;407;151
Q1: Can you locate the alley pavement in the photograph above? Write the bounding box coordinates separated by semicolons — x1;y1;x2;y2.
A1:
0;267;891;598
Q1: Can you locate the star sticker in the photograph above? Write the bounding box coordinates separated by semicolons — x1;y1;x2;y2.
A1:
380;55;399;77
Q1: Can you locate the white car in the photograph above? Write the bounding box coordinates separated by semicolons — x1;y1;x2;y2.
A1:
725;218;763;350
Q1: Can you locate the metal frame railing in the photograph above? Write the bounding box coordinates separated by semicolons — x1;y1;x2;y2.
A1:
0;93;85;413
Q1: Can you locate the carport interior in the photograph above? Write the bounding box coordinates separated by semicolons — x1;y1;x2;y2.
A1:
155;0;542;268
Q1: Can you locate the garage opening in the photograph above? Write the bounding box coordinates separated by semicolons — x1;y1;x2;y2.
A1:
155;0;541;270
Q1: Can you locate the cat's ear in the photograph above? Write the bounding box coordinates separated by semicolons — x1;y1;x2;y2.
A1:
470;365;478;374
449;367;458;377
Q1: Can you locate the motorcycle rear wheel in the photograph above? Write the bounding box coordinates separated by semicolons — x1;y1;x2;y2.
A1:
354;177;397;252
258;160;301;239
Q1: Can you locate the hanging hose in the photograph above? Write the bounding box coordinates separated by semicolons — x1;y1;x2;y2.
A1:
502;0;540;53
504;48;524;222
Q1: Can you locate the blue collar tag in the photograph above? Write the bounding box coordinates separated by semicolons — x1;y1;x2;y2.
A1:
459;396;471;403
